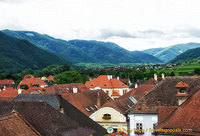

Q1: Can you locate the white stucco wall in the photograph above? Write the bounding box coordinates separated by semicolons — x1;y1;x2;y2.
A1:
128;113;158;136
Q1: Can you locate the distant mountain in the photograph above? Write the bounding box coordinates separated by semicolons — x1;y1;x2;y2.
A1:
0;32;68;73
68;40;163;64
170;47;200;64
143;43;200;63
2;30;163;67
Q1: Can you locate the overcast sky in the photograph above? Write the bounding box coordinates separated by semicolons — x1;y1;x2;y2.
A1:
1;0;200;50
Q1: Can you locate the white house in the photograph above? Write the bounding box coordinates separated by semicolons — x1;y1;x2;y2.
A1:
127;76;200;136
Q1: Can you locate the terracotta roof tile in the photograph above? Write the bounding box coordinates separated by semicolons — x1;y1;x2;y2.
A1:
18;78;47;89
0;111;41;136
46;83;89;94
157;106;178;124
157;90;200;135
128;76;200;113
0;101;95;136
111;91;120;96
47;75;54;81
0;87;18;100
61;89;111;116
22;87;44;94
0;80;14;85
85;75;128;89
175;82;189;88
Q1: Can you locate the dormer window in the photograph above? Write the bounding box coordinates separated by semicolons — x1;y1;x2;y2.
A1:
179;89;185;93
102;114;111;120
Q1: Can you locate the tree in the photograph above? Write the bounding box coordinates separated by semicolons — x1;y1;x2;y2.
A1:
54;71;83;84
170;72;175;76
194;68;200;75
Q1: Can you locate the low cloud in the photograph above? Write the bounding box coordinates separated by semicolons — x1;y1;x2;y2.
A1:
98;29;136;39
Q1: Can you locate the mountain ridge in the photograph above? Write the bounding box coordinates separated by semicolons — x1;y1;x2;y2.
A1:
0;31;68;73
2;30;163;67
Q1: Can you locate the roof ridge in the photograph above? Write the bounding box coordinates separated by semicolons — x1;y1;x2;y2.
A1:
158;90;200;128
0;110;42;136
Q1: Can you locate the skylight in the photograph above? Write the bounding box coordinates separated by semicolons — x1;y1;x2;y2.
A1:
85;107;90;112
128;96;137;104
90;106;95;111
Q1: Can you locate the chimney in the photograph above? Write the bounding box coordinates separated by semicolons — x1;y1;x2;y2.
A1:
175;82;189;105
154;73;157;81
162;73;165;79
18;89;22;94
73;86;78;93
3;86;6;91
117;76;120;80
135;83;138;88
107;75;110;80
97;91;101;109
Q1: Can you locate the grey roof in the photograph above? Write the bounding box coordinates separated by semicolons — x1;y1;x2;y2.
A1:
14;93;60;109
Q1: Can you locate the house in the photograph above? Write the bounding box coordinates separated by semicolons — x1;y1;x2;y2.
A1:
85;75;129;99
17;77;48;91
14;93;107;136
0;80;15;89
127;76;200;136
156;90;200;136
90;99;128;133
46;83;89;94
61;89;111;116
0;87;18;100
0;101;98;136
89;82;155;133
47;75;54;82
0;111;41;136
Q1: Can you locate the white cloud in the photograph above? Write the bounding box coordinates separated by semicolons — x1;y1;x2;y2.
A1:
1;0;200;50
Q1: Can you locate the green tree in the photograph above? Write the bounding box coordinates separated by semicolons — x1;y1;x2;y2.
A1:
194;68;200;75
54;71;83;84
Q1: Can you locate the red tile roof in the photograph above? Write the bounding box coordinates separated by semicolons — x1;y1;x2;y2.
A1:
175;82;189;88
0;111;41;136
109;83;155;113
18;78;47;89
157;90;200;135
85;75;128;89
111;91;120;96
131;84;155;100
22;87;44;94
46;83;89;94
0;80;14;85
176;93;189;97
157;106;178;124
61;89;111;116
0;87;18;100
128;76;200;114
47;75;54;81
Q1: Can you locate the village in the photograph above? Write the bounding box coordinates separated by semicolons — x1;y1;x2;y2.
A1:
0;73;199;136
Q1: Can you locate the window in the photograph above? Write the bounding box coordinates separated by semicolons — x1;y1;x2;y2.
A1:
123;90;127;94
58;89;63;93
102;114;111;120
85;107;90;112
153;123;157;129
136;123;143;129
33;84;39;87
180;89;185;93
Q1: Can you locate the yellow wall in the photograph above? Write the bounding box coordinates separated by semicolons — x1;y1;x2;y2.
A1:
90;107;127;130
